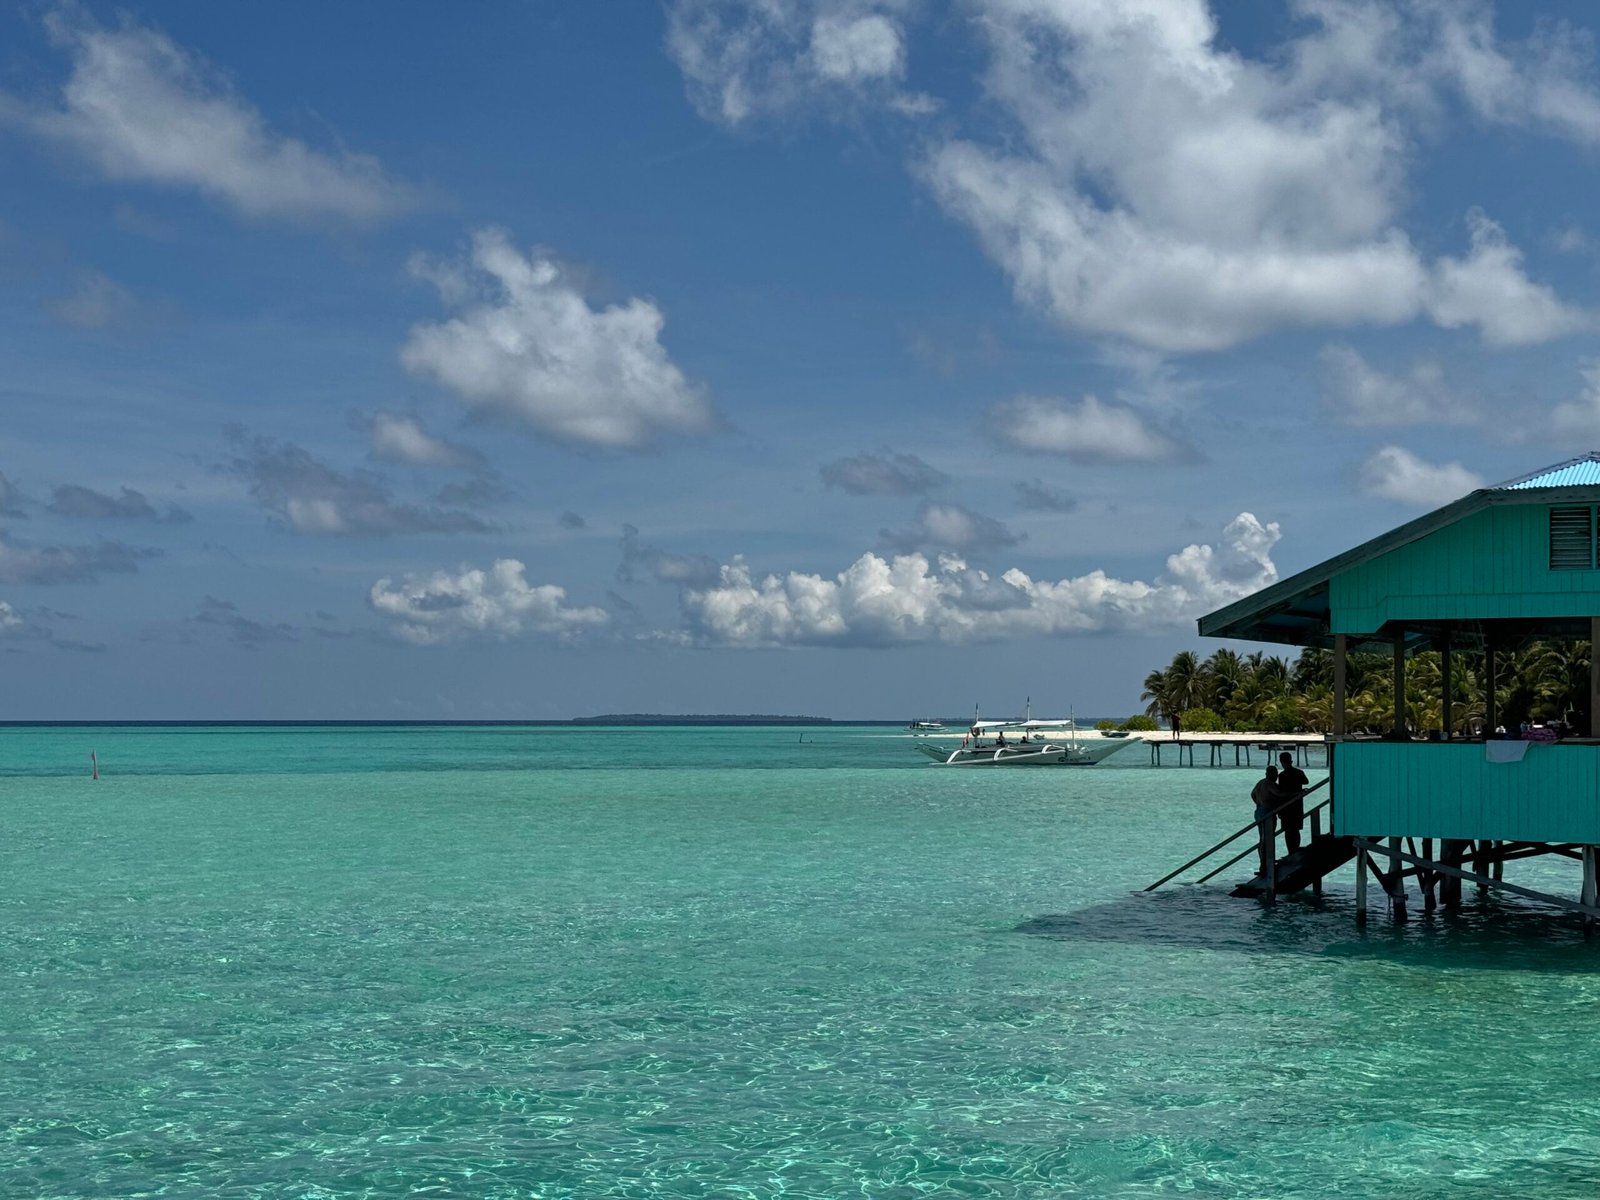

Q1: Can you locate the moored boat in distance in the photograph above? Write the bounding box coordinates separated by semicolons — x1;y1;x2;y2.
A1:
906;719;947;733
917;718;1141;766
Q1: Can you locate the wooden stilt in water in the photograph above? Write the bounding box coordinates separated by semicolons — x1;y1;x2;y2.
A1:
1388;835;1408;921
1355;845;1368;924
1583;847;1597;929
1260;810;1277;906
1421;837;1437;911
1440;839;1466;907
90;750;98;781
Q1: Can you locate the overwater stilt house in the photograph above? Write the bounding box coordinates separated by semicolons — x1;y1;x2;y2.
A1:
1168;454;1600;922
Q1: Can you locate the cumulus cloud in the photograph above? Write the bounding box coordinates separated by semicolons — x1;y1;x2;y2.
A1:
367;412;485;470
559;510;587;530
189;595;295;648
1014;478;1076;512
879;502;1021;554
6;11;416;223
1319;344;1472;428
1359;445;1484;507
618;524;722;588
0;600;21;632
1426;210;1594;346
402;229;713;450
820;449;947;495
914;2;1590;352
0;529;158;584
989;396;1187;464
666;0;924;125
225;430;489;537
678;512;1280;647
48;483;191;523
369;559;609;645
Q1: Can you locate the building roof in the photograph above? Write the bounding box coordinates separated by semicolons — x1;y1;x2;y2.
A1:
1493;452;1600;490
1199;457;1600;649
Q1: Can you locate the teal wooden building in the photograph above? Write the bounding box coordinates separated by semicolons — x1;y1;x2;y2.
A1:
1191;454;1600;920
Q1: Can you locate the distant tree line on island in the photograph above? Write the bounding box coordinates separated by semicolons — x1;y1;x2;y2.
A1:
1131;643;1592;737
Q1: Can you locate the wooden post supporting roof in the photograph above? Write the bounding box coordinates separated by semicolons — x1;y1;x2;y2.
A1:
1392;632;1407;738
1441;628;1453;739
1590;617;1600;738
1333;634;1347;738
1486;632;1498;736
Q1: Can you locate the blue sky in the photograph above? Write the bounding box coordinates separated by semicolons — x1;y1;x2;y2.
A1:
3;0;1600;719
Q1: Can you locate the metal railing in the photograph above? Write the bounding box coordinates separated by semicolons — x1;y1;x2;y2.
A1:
1144;777;1330;892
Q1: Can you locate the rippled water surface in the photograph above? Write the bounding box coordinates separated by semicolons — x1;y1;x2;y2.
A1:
4;725;1600;1198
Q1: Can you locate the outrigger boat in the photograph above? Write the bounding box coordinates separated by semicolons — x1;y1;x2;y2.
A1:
916;707;1141;767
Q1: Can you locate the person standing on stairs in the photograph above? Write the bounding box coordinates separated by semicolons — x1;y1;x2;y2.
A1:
1277;751;1310;855
1252;765;1286;877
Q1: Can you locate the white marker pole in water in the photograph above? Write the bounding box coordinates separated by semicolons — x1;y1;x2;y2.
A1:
90;751;98;781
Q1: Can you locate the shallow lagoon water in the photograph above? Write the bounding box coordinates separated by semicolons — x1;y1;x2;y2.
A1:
3;725;1599;1198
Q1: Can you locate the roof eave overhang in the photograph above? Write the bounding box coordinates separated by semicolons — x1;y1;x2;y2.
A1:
1198;483;1600;647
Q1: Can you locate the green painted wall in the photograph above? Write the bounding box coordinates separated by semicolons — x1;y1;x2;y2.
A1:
1333;742;1600;841
1330;504;1600;631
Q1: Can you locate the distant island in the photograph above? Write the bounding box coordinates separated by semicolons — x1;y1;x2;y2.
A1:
569;714;835;726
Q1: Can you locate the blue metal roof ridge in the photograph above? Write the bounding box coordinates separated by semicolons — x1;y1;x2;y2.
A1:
1491;452;1600;491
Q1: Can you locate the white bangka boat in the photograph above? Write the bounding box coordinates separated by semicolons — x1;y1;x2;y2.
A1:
916;714;1141;767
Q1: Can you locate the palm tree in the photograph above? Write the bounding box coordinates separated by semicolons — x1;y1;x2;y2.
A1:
1203;648;1244;713
1140;667;1169;722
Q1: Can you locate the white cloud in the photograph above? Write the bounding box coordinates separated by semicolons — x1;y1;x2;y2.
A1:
989;395;1187;464
679;512;1279;647
401;229;713;450
1359;445;1483;506
1427;2;1600;144
370;559;609;645
368;413;484;470
1550;360;1600;441
666;0;921;125
0;600;21;632
811;14;903;82
1319;344;1471;428
1425;211;1594;346
913;2;1589;352
8;12;415;223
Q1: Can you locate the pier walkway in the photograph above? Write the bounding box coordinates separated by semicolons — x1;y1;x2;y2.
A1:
1146;733;1327;768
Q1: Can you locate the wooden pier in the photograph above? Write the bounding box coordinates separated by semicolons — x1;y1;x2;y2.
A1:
1146;734;1325;768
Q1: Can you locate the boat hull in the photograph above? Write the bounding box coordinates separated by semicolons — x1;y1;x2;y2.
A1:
918;738;1139;766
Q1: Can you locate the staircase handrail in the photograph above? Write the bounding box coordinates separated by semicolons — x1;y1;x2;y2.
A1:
1190;796;1332;887
1143;777;1329;892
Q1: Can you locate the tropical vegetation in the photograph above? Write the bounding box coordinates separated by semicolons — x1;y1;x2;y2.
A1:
1138;643;1593;737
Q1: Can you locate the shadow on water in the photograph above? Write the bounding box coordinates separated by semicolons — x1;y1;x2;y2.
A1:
1018;886;1600;974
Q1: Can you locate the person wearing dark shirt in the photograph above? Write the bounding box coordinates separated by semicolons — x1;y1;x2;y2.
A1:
1251;765;1285;876
1277;751;1310;854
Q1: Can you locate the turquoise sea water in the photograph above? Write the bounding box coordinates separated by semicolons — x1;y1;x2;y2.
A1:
4;725;1600;1199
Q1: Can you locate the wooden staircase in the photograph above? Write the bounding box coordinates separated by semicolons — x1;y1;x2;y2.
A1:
1229;833;1356;898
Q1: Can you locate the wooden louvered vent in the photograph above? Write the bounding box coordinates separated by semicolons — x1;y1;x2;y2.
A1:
1549;505;1595;570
